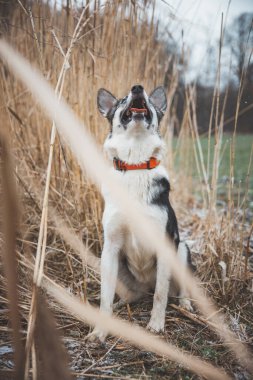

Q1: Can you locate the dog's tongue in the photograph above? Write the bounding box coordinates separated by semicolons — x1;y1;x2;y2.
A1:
130;107;147;114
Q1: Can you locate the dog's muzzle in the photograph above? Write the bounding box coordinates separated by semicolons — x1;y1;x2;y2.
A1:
121;85;152;124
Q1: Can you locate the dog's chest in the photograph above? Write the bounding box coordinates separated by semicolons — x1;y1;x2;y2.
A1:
119;170;154;203
118;170;168;283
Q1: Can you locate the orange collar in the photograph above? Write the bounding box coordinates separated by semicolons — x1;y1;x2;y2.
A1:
113;157;160;171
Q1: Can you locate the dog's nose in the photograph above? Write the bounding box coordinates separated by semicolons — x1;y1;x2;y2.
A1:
131;85;144;94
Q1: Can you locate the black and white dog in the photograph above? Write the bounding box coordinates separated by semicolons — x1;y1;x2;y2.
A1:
90;85;193;341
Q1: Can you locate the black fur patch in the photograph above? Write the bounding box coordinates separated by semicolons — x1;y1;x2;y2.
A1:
106;96;128;126
151;177;180;248
185;243;196;272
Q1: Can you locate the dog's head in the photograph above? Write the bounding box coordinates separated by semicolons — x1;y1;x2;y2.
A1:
97;85;167;135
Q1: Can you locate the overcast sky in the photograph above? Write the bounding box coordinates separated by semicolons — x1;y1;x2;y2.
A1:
155;0;253;83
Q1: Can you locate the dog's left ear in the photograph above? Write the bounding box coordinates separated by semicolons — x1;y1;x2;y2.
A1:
97;88;117;117
149;86;167;115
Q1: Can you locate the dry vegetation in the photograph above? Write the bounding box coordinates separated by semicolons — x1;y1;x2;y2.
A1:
0;1;252;379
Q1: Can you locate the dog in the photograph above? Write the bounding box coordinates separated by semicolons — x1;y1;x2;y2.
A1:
90;84;193;341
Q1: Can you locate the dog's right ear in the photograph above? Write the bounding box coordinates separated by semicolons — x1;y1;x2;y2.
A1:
97;88;117;117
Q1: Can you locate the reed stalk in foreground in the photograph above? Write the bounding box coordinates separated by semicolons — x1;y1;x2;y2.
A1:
0;133;25;380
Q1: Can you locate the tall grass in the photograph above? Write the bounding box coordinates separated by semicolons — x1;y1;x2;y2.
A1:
0;1;252;379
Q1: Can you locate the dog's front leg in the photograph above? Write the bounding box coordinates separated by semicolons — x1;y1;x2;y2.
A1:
89;238;120;342
147;255;170;333
100;240;119;314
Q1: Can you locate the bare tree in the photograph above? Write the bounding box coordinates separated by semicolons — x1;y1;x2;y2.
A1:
225;12;253;83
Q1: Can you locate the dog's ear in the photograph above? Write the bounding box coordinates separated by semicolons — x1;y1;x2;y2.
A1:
97;88;117;117
149;86;167;115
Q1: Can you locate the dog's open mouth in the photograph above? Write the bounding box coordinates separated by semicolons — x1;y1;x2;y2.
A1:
121;97;151;124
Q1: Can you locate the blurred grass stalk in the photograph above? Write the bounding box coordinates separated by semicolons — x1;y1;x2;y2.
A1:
0;133;25;380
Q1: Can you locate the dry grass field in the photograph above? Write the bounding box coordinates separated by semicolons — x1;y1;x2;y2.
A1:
0;1;252;379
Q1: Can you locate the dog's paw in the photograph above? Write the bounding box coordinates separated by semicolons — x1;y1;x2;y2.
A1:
147;316;165;333
87;328;107;343
179;298;193;312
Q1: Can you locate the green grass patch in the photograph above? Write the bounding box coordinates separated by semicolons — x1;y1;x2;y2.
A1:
200;134;253;185
173;133;253;202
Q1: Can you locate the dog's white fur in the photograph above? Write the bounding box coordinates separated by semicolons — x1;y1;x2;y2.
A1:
90;86;192;341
